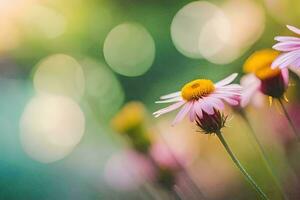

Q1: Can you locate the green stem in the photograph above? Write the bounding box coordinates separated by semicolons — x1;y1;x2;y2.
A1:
278;99;298;139
216;131;269;200
239;111;288;200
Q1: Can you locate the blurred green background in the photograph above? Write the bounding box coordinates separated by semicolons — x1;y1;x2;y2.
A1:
1;0;300;199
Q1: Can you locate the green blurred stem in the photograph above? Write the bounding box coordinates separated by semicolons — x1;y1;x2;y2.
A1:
239;110;288;200
278;99;298;139
216;130;269;200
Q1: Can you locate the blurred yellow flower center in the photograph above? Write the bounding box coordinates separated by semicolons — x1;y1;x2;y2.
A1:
243;49;282;80
181;79;215;101
111;102;145;133
255;67;281;80
243;49;280;73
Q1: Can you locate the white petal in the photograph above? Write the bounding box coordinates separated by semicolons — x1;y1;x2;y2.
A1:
156;97;183;104
215;73;238;87
153;101;185;117
160;91;181;100
287;25;300;35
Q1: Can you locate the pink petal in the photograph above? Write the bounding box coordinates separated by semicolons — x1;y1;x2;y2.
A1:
153;101;185;117
277;52;300;68
271;50;300;69
241;85;260;107
217;86;243;92
289;56;300;68
199;99;214;115
189;102;197;122
281;69;289;87
211;94;239;105
273;41;300;52
275;36;300;42
287;25;300;35
240;74;261;108
213;92;241;98
204;96;224;110
223;97;239;105
241;89;260;107
172;102;193;125
215;73;238;87
215;90;242;96
194;101;203;119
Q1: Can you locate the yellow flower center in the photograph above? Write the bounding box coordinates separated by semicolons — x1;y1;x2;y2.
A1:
181;79;215;101
111;102;145;133
243;49;282;80
243;49;280;73
255;67;281;80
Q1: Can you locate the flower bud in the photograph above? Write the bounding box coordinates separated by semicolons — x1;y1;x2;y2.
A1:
195;109;227;134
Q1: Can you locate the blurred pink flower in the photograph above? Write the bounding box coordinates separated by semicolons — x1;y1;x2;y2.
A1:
272;25;300;69
150;141;182;170
104;150;155;191
153;73;241;125
240;68;289;107
240;74;265;107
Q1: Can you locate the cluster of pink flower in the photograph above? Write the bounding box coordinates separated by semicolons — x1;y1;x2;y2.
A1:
154;25;300;200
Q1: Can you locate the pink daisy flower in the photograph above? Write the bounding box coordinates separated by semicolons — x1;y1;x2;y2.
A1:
272;25;300;69
242;49;289;106
153;73;241;125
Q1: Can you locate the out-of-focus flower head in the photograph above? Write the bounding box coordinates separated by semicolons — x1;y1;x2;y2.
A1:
153;73;241;126
112;101;146;133
150;141;182;171
111;101;151;152
104;150;156;191
272;25;300;70
241;49;289;107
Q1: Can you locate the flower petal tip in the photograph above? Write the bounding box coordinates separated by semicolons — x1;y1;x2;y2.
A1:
271;63;278;69
231;73;238;79
287;25;300;35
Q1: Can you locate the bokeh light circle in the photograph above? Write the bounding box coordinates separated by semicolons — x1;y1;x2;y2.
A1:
198;0;265;64
81;58;124;119
263;0;300;24
33;54;85;100
171;1;222;59
222;0;265;49
20;94;85;163
22;4;66;39
103;23;155;77
198;10;231;59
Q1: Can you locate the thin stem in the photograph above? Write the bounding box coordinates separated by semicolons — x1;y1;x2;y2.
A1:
278;99;298;139
239;111;288;200
216;131;269;200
